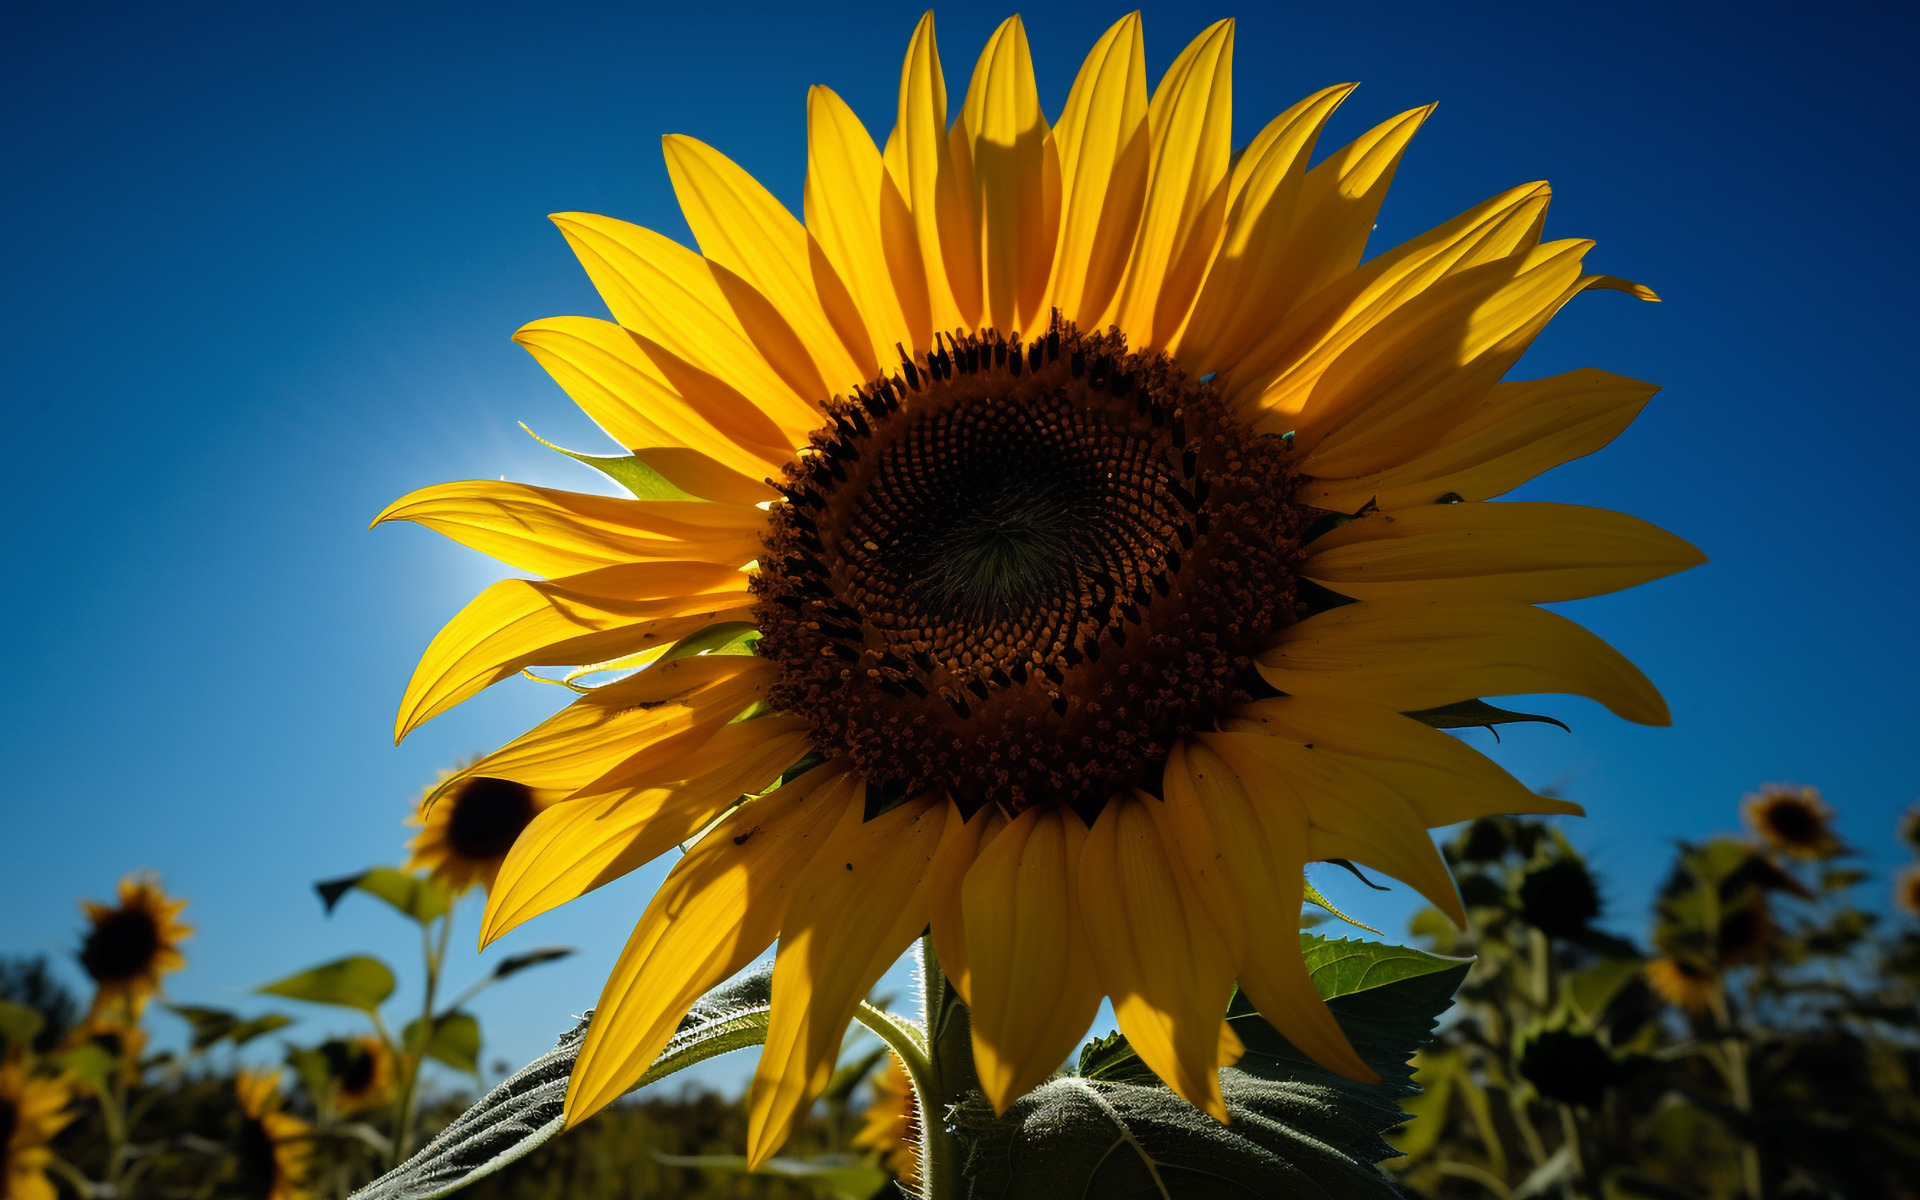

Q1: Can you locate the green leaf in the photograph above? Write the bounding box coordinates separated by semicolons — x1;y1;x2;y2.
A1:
661;622;761;661
230;1013;296;1047
488;947;573;982
1404;699;1570;735
967;936;1469;1200
649;1153;888;1200
316;868;451;924
1566;955;1646;1023
521;423;699;500
405;1012;482;1073
58;1042;119;1093
1302;880;1382;935
345;962;776;1200
0;1000;46;1049
258;956;397;1013
168;1004;241;1051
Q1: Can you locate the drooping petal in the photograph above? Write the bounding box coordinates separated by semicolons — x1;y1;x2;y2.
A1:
395;561;754;739
1078;789;1237;1120
745;791;949;1167
1157;740;1374;1080
1172;83;1354;368
1304;501;1707;603
1043;12;1149;329
481;719;814;946
1257;597;1670;725
1303;368;1659;511
962;806;1104;1113
960;16;1057;336
805;85;928;363
426;656;776;790
373;480;766;576
1109;19;1234;348
664;135;874;392
928;802;1005;1006
889;13;978;332
1224;695;1578;827
565;768;857;1126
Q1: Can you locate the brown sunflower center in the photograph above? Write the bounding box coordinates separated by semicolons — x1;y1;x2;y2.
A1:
0;1095;17;1159
233;1115;279;1200
80;908;161;983
753;323;1307;813
445;777;537;860
1760;799;1819;843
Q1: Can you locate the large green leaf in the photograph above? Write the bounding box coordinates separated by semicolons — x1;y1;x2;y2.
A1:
316;868;451;924
347;962;775;1200
964;936;1470;1200
0;1000;45;1049
405;1012;482;1073
258;956;397;1013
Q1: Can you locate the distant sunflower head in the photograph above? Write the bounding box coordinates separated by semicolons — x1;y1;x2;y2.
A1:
1896;865;1920;917
77;874;190;1020
1743;784;1841;859
1898;802;1920;853
0;1062;74;1200
850;1054;919;1187
405;774;555;896
233;1070;314;1200
1645;956;1717;1014
319;1036;394;1115
376;9;1701;1163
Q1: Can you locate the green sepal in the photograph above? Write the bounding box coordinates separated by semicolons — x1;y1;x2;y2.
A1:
521;424;699;500
1404;699;1570;735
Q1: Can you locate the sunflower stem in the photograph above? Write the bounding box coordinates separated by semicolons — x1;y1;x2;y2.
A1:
915;935;971;1200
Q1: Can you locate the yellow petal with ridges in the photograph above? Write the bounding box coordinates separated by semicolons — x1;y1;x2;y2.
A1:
565;768;856;1127
627;446;778;507
481;718;813;947
1257;597;1670;725
664;135;873;393
1159;741;1375;1081
806;85;927;365
890;13;977;332
928;802;1004;1007
1172;83;1354;367
962;806;1104;1113
373;480;766;577
396;560;753;740
1224;695;1579;828
1044;12;1149;329
745;791;948;1168
1078;789;1236;1121
1305;501;1706;603
1302;368;1658;512
1278;104;1434;304
961;16;1056;336
1109;19;1234;347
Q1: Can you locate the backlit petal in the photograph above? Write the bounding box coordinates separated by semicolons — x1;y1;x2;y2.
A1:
890;13;978;331
806;85;928;363
1044;13;1149;328
928;802;1005;1006
960;16;1057;335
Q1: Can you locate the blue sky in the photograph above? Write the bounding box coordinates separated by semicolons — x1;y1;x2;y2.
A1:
4;0;1916;1092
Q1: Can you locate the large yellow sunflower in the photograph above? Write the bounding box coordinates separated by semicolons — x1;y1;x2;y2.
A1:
77;874;191;1021
405;773;560;896
233;1069;314;1200
0;1063;74;1200
376;12;1701;1165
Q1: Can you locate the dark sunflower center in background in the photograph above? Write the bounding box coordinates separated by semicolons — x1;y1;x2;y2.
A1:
233;1115;278;1200
754;322;1307;812
80;908;161;982
1761;799;1819;843
445;778;537;860
0;1095;18;1157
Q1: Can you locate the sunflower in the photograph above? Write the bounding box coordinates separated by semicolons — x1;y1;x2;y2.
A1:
0;1063;73;1200
1743;784;1841;859
1896;865;1920;917
320;1036;395;1115
233;1069;314;1200
850;1054;919;1187
1897;801;1920;853
1644;956;1717;1015
376;12;1701;1163
77;874;190;1021
405;773;559;896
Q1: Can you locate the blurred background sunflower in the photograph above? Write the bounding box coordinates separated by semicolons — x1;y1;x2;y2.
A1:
76;876;190;1022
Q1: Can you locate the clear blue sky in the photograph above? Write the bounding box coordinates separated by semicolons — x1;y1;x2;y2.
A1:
4;1;1916;1090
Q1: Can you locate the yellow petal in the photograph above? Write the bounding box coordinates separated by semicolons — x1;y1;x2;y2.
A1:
1257;597;1670;725
550;212;823;442
396;561;754;740
805;85;928;365
962;806;1104;1113
1224;695;1579;827
565;768;857;1126
1305;501;1706;603
1272;104;1433;306
960;16;1056;335
1109;19;1235;348
1302;368;1659;512
928;802;1004;1006
373;480;765;576
1158;741;1374;1081
628;446;779;507
889;13;977;332
481;719;814;946
1172;83;1354;368
513;316;792;472
1044;12;1149;329
428;656;776;793
664;135;873;393
1078;789;1236;1120
745;790;949;1168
